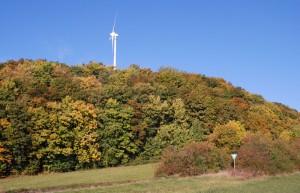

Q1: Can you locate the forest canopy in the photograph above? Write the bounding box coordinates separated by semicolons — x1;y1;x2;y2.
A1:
0;59;299;176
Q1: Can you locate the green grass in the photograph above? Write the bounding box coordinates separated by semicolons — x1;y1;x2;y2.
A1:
0;164;155;192
63;173;300;193
197;174;300;193
1;164;300;193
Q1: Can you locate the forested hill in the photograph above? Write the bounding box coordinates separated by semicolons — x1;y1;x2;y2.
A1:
0;59;299;176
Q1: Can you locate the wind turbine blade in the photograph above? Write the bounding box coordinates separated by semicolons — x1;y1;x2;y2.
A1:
112;13;117;32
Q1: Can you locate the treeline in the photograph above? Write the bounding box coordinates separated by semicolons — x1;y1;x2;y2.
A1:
0;59;299;176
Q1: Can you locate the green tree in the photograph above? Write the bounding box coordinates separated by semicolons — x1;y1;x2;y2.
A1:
141;98;191;159
186;90;217;132
142;95;172;137
0;79;19;118
98;98;137;166
0;123;13;176
0;99;31;174
142;123;192;159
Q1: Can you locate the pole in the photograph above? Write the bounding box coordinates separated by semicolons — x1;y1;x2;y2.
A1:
233;158;236;171
113;38;117;70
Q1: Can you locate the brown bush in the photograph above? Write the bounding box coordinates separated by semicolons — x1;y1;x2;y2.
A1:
237;133;300;175
237;133;273;175
155;142;229;177
290;138;300;170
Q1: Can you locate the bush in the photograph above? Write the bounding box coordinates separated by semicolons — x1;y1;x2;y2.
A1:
237;133;300;175
23;159;41;175
0;161;11;177
155;142;229;177
237;133;274;175
49;162;75;173
44;156;77;173
270;139;295;173
290;138;300;170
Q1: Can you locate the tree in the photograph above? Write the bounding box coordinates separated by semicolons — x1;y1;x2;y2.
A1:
142;123;192;159
0;99;31;174
0;79;19;118
245;104;285;138
98;98;137;166
209;120;246;153
29;96;101;172
140;98;191;159
186;89;217;132
0;126;13;176
142;95;172;137
0;59;300;176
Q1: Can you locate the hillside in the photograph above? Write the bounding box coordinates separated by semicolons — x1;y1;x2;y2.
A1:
0;59;299;176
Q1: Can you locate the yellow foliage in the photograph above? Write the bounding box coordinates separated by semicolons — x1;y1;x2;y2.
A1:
209;120;246;153
0;142;12;164
79;75;102;90
0;118;10;128
279;130;292;141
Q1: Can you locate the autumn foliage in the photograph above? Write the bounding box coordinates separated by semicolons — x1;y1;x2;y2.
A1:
209;120;246;153
156;142;228;177
237;133;300;175
156;133;300;177
0;59;299;177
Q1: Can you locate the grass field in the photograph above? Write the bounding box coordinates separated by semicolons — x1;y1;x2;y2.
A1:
0;164;155;192
1;164;300;193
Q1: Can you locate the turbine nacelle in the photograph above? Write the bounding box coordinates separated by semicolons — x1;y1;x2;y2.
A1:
110;31;118;39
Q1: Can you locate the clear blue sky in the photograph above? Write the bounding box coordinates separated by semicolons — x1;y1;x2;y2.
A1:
1;0;299;111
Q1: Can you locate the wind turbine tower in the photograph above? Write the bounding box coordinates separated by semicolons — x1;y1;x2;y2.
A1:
110;15;118;69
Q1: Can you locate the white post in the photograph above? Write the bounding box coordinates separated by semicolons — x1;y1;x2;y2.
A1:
233;158;236;171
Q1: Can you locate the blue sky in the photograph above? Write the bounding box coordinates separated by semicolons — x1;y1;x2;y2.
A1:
1;0;299;111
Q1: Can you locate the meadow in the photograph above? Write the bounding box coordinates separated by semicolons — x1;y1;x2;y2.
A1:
1;163;300;193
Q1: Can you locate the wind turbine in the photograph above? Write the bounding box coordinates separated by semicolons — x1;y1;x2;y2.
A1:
109;14;118;70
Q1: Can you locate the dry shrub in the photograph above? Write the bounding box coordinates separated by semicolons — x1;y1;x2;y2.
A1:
290;138;300;170
237;133;300;176
237;133;274;175
155;142;228;177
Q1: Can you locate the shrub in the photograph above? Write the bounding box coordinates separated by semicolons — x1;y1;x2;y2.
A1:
0;161;11;177
237;133;300;175
237;133;274;175
23;159;41;175
44;156;77;173
290;138;300;170
49;161;75;173
270;139;295;173
155;142;228;177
